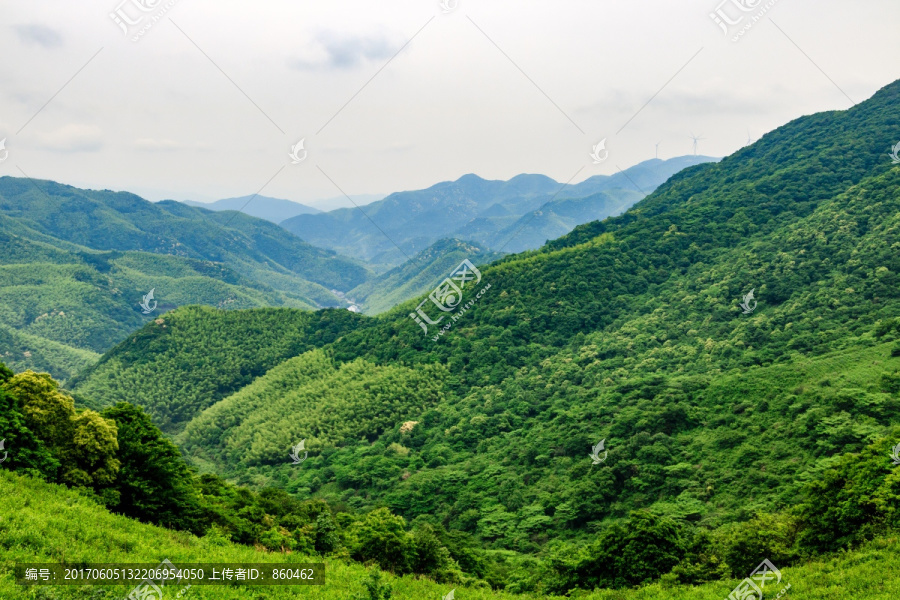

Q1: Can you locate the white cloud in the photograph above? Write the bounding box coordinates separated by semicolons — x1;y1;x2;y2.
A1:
13;24;62;48
288;30;400;70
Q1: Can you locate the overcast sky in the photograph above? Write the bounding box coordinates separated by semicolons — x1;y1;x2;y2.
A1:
1;0;897;209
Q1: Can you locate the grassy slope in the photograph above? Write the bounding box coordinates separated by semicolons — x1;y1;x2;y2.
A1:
2;469;899;599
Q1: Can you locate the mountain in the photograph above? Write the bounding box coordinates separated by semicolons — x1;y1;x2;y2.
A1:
182;194;320;223
0;177;372;380
0;178;370;291
280;156;717;267
346;238;505;314
72;77;900;594
281;173;560;267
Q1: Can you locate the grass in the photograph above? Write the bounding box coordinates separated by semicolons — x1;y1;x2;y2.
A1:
2;470;900;599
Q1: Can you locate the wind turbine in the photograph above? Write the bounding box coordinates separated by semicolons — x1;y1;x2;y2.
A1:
655;141;661;159
747;130;755;145
689;133;705;156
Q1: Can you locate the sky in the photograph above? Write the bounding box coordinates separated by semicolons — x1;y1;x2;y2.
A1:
0;0;898;210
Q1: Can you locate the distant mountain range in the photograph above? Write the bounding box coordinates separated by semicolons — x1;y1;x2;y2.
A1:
181;195;320;224
180;193;387;223
280;156;718;267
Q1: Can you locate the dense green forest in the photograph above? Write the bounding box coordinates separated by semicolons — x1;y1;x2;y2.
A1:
43;78;900;596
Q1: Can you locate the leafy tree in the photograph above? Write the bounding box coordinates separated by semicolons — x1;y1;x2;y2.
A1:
411;524;460;582
353;569;392;600
3;370;119;491
315;512;340;554
573;511;687;589
349;508;414;574
795;433;900;552
101;402;203;533
0;362;57;477
713;513;798;577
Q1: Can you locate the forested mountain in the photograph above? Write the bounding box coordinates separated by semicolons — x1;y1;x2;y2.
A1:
280;156;716;267
0;178;372;380
70;307;365;431
69;78;900;594
182;194;320;223
0;177;370;290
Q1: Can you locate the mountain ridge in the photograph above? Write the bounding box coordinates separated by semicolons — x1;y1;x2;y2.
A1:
280;156;718;267
182;194;321;223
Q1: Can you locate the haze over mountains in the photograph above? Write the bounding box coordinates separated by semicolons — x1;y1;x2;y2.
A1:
181;195;321;223
179;193;389;223
281;156;717;267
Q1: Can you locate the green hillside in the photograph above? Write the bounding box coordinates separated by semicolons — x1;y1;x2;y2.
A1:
0;177;370;291
70;307;366;432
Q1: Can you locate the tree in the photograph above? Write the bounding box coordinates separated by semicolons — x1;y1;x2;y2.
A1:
795;433;900;553
574;511;687;588
314;512;340;554
410;524;460;582
101;402;203;533
3;370;120;492
354;569;392;600
65;410;120;492
349;508;414;574
4;371;75;455
0;362;57;478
